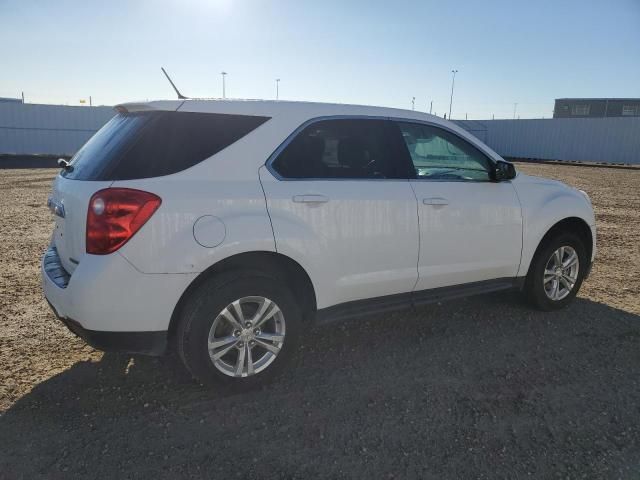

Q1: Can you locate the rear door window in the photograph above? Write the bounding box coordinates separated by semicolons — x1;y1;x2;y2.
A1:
270;119;411;179
63;111;270;181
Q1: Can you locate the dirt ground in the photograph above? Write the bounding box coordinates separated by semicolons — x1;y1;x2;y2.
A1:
0;164;639;479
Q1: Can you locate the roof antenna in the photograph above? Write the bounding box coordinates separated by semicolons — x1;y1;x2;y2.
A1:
161;67;188;100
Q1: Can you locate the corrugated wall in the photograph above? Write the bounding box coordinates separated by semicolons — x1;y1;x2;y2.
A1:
0;103;114;156
1;103;639;164
454;117;640;164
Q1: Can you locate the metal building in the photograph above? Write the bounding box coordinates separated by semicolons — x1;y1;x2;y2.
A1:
454;117;640;164
1;102;639;165
553;98;640;118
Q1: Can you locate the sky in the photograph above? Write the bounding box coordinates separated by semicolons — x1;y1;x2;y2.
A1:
1;0;639;119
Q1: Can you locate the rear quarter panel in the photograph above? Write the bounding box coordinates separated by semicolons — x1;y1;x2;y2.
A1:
110;111;306;274
114;176;275;274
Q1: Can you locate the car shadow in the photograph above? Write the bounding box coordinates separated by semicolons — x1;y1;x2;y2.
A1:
2;293;640;479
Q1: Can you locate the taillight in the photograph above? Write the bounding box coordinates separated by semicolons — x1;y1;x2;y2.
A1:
86;188;161;255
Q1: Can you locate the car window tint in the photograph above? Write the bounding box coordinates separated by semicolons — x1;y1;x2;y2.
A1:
62;114;150;180
397;122;492;182
271;119;406;179
63;111;270;181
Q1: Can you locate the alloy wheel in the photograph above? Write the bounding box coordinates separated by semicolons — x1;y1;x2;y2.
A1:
543;246;580;301
207;296;285;377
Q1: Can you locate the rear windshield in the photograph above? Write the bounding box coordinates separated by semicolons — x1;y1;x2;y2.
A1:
62;111;270;180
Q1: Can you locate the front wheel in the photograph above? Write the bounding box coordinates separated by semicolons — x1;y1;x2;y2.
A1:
525;233;587;311
176;272;301;388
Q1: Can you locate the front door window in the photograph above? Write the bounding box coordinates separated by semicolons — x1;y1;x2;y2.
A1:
397;122;492;182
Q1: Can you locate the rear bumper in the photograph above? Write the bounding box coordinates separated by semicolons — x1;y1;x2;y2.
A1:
47;299;167;355
41;244;197;355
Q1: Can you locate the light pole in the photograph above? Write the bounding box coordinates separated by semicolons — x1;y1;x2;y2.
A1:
448;69;458;120
412;97;415;110
276;78;280;100
221;71;227;99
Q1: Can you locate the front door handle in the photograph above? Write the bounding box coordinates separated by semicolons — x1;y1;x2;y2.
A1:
292;194;330;204
423;197;449;206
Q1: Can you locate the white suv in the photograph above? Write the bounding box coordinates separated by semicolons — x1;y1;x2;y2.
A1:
42;100;596;386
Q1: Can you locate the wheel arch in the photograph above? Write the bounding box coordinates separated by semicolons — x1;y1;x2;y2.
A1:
525;216;594;278
168;251;317;342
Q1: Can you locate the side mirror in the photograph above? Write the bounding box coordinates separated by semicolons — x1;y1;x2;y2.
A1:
492;160;516;181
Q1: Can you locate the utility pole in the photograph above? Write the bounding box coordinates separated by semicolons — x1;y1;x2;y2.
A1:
276;78;280;100
429;100;433;114
411;97;415;110
221;72;228;99
513;102;518;119
448;69;458;120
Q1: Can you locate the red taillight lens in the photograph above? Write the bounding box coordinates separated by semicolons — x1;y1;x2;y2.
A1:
86;188;161;255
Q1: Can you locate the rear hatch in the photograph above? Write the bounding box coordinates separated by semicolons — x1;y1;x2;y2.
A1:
50;112;156;274
49;105;271;274
50;176;111;274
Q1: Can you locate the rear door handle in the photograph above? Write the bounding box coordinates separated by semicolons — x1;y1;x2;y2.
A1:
292;194;330;204
423;197;449;206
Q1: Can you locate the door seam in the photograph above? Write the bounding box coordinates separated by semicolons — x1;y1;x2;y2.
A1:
258;166;278;253
408;180;421;292
509;182;526;277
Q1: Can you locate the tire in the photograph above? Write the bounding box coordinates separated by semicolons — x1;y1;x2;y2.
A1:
176;270;302;388
525;232;588;311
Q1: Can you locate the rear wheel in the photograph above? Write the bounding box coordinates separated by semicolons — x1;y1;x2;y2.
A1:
525;232;587;311
177;271;301;387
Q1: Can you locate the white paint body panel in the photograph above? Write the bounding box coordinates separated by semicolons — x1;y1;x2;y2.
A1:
113;176;275;274
41;99;596;336
511;173;596;276
410;180;523;290
193;215;226;248
260;168;419;309
42;251;196;332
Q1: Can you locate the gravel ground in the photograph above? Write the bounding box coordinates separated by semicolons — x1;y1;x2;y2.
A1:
0;164;639;479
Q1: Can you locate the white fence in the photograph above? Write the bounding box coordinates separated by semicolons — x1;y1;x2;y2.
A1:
1;103;639;165
0;103;114;156
454;117;640;164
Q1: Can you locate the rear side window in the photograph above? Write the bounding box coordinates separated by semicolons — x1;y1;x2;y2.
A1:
270;119;409;179
63;111;270;180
